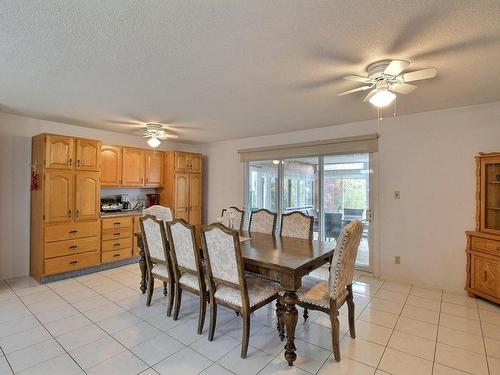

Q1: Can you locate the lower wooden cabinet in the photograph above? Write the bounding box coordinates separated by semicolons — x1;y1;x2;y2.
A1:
44;251;100;276
101;216;134;264
102;248;132;264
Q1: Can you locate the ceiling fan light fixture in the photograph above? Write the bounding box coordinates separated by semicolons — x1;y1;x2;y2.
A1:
369;89;396;107
147;136;161;148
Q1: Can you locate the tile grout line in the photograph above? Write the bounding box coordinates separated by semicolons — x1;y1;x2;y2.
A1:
430;288;443;375
477;301;492;375
0;346;15;374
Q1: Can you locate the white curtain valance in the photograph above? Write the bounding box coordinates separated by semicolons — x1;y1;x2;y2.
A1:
238;134;379;162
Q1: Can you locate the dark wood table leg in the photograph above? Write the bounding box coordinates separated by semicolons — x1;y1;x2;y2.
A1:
283;290;299;366
136;235;147;294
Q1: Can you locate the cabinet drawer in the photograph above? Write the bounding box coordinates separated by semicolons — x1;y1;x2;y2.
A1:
44;251;100;276
102;238;133;252
102;216;133;230
102;227;132;241
101;248;132;263
471;236;500;253
471;255;500;299
45;221;100;242
44;237;99;259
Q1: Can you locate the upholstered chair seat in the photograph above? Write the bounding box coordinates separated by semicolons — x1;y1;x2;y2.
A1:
151;264;170;279
179;272;204;291
296;276;349;309
214;276;280;307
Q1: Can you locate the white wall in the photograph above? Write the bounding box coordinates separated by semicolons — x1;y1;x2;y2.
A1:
0;112;200;279
200;102;500;291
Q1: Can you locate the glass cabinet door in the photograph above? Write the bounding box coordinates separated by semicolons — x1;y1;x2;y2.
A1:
483;161;500;232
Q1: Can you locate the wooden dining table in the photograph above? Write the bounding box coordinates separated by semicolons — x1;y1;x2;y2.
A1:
135;227;336;366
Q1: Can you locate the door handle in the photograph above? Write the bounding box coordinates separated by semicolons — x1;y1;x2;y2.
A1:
68;210;72;218
68;158;72;167
113;254;121;258
113;232;121;236
69;245;78;249
69;260;79;265
113;243;121;247
77;159;80;168
68;230;78;234
76;210;80;218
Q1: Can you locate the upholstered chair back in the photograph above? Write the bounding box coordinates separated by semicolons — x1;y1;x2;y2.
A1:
143;205;173;223
140;215;168;262
167;220;197;272
329;220;364;301
221;207;244;231
280;211;313;240
249;209;277;234
202;225;241;285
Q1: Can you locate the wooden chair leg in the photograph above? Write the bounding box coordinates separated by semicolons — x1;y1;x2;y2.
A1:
330;302;341;361
276;298;285;341
241;313;250;359
303;308;309;321
173;284;182;320
347;285;356;338
197;292;207;335
166;281;174;317
146;275;154;306
208;298;217;341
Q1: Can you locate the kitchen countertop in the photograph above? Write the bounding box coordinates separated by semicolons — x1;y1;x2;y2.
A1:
100;210;143;218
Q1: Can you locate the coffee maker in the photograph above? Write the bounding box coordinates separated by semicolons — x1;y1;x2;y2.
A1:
120;194;131;210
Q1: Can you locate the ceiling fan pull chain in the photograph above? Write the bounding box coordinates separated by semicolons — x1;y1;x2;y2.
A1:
393;97;398;117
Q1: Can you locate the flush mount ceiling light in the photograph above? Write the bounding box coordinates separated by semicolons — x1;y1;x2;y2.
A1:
147;136;161;148
337;59;437;108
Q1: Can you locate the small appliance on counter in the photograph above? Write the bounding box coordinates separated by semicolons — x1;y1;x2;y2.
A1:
120;194;131;210
101;198;122;212
146;193;159;208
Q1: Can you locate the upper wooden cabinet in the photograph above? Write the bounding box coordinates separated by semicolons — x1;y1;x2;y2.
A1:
101;146;122;187
174;152;190;173
75;172;100;221
76;139;101;171
189;153;202;173
44;171;74;223
45;135;74;169
122;148;145;187
145;150;163;187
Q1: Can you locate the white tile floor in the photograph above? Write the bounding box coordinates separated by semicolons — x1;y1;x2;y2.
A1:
0;265;499;374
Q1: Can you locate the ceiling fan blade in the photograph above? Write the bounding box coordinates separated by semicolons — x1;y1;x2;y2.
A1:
343;74;372;83
159;134;179;139
363;90;377;102
391;83;417;94
384;59;410;76
337;86;372;96
402;68;437;82
105;120;144;126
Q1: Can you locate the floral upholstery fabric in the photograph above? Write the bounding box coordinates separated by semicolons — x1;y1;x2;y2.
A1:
214;276;280;307
281;212;312;239
142;217;167;262
204;227;239;285
179;272;202;291
221;207;244;230
151;264;169;279
329;220;364;300
249;210;276;234
296;276;347;309
170;222;197;272
143;205;173;223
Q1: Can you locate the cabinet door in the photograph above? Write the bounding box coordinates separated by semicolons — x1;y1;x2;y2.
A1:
122;148;145;186
45;135;74;169
173;173;189;221
472;255;499;299
188;173;202;225
44;171;74;223
174;152;189;173
145;151;163;187
189;153;202;173
76;139;101;171
75;172;100;221
101;146;122;186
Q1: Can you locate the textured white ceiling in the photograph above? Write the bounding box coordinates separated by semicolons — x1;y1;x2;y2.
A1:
1;1;500;143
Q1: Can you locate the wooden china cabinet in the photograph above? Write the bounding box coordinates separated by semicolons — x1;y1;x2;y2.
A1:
465;152;500;304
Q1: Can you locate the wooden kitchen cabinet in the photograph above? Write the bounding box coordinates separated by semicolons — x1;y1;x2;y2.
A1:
122;147;145;187
45;135;74;169
75;172;100;221
101;146;122;187
465;152;500;305
76;139;101;171
145;150;163;187
161;151;203;225
44;171;74;223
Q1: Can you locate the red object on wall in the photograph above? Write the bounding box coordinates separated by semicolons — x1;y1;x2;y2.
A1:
31;170;39;191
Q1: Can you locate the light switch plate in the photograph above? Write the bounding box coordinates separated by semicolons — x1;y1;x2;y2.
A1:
394;191;400;199
395;256;401;264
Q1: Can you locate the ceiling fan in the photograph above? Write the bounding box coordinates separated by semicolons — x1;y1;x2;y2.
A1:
142;122;179;148
338;59;437;107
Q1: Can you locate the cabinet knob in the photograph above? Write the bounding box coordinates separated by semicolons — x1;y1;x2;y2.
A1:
69;260;79;265
69;245;78;249
113;254;121;258
76;210;80;218
77;159;80;167
113;243;121;247
68;230;78;234
69;158;72;167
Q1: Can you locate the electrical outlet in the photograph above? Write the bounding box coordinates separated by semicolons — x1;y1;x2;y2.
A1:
395;256;401;264
394;191;400;199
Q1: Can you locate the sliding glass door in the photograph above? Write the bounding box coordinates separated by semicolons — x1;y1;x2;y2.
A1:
246;153;373;270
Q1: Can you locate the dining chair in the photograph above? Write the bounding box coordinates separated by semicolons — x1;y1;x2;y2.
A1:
280;211;314;240
221;206;245;231
142;205;173;223
165;219;207;334
139;215;175;315
201;223;280;358
277;220;364;361
248;208;277;234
